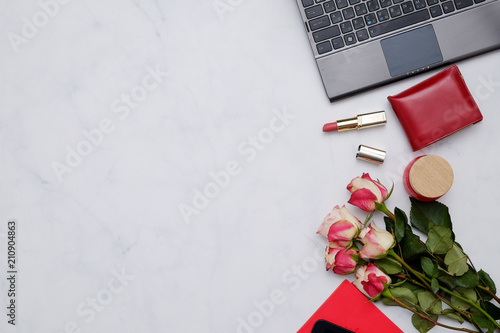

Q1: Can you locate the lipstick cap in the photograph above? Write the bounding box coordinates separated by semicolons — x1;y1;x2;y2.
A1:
358;111;387;128
356;145;386;164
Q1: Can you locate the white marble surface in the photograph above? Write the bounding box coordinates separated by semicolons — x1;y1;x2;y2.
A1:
0;0;499;332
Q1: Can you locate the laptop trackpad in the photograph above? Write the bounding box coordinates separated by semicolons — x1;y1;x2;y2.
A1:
381;25;443;77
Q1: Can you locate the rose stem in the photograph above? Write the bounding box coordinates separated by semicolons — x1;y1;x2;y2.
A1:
382;292;481;333
389;251;500;330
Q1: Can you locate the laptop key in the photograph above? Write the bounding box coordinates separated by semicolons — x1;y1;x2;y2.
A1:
330;11;344;23
413;0;427;8
355;3;369;15
401;1;415;12
302;0;315;7
317;40;333;54
323;1;337;12
364;13;378;25
454;0;473;9
356;29;370;41
309;15;332;31
306;4;325;18
442;1;455;12
353;17;366;29
430;4;443;15
313;25;342;42
380;0;393;7
377;9;390;20
389;5;402;16
368;0;381;11
344;33;357;45
368;9;430;37
427;0;439;5
340;21;354;33
332;36;345;49
343;7;356;19
335;0;349;8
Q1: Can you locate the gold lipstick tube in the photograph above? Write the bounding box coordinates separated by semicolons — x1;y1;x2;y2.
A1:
336;111;387;131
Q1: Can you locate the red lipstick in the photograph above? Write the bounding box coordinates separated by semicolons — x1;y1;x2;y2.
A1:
322;122;338;132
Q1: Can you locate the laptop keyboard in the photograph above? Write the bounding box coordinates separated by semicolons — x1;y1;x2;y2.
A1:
301;0;486;55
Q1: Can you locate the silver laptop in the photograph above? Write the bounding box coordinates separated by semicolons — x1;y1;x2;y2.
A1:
296;0;500;101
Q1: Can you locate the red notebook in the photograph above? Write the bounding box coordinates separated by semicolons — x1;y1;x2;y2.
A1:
298;280;403;333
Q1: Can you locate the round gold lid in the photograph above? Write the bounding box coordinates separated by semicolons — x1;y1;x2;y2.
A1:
409;155;454;199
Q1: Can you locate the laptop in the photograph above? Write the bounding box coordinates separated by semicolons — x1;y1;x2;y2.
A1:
295;0;500;101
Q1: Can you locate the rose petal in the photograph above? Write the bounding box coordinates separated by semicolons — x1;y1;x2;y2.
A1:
328;220;359;243
348;188;378;212
359;242;386;259
317;205;343;238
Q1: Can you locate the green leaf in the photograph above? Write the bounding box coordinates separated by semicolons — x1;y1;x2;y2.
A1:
391;287;419;307
444;244;468;276
431;278;440;294
400;228;427;261
478;269;496;301
385;209;426;261
472;314;496;331
479;269;497;294
451;297;472;311
437;274;457;289
382;296;398;307
417;291;442;314
451;288;477;311
485;301;500;320
400;281;425;293
421;257;439;278
442;309;465;324
394;207;407;243
455;266;480;288
375;257;403;275
412;314;437;333
470;306;483;316
384;216;396;235
410;198;453;234
385;182;395;201
426;226;453;254
391;280;407;288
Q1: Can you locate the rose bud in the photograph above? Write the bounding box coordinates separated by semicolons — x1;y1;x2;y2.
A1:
325;247;358;275
317;205;362;248
358;222;395;259
352;263;392;299
347;173;389;212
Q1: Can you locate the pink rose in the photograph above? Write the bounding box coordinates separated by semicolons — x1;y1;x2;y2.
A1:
347;173;389;212
325;247;358;275
358;222;395;259
353;263;391;298
317;205;362;248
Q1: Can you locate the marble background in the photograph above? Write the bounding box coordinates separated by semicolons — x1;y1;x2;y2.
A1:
0;0;499;332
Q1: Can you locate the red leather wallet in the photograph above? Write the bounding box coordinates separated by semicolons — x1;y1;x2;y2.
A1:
388;65;483;151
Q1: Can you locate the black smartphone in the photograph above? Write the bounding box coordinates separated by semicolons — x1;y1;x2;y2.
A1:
311;320;355;333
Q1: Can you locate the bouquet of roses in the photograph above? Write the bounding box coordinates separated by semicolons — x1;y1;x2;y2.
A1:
317;173;500;333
